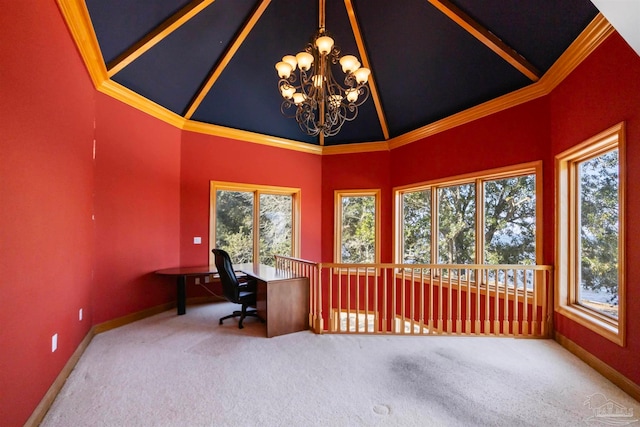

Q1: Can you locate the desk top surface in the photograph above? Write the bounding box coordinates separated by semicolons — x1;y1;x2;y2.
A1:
155;263;303;282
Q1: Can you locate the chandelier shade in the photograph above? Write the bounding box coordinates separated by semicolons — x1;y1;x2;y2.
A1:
275;1;371;140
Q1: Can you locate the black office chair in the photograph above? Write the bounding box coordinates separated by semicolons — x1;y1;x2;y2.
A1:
212;249;260;329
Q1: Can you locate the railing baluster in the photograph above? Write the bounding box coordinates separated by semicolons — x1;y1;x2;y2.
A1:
464;269;472;335
438;268;443;333
410;269;416;334
456;270;461;334
383;267;388;333
513;268;519;336
420;268;425;335
400;269;405;334
273;257;552;338
483;269;490;335
429;267;434;334
447;268;453;333
523;269;530;336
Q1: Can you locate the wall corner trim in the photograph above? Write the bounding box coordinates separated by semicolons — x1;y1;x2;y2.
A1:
554;332;640;402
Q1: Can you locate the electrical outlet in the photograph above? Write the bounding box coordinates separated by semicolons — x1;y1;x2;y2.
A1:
52;334;58;352
193;236;202;244
204;275;210;283
195;277;200;285
79;308;83;321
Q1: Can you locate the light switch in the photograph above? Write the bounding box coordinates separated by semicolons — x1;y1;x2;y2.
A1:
193;237;202;244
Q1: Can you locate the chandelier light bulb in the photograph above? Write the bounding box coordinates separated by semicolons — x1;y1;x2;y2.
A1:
282;55;297;70
292;93;306;105
339;55;360;74
280;84;296;99
315;35;334;55
295;52;314;71
346;88;358;102
275;61;293;79
312;74;324;88
354;67;371;84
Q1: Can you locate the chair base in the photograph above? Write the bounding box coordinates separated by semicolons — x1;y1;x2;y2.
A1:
219;309;261;329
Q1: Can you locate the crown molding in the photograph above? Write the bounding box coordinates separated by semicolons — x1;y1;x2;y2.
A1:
99;80;187;128
537;13;614;91
322;141;390;155
183;121;323;154
57;2;613;156
56;0;107;87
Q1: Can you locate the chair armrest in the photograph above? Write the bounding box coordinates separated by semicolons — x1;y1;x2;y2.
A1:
238;277;257;292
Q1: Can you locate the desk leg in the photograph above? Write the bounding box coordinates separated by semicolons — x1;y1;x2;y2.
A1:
177;275;186;315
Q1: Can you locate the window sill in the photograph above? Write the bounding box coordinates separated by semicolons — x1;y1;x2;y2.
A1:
556;304;624;346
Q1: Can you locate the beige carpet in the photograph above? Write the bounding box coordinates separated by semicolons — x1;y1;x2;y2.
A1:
41;303;638;426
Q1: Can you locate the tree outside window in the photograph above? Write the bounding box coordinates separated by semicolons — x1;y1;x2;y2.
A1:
335;190;380;264
211;182;299;267
555;122;625;346
396;163;540;278
577;150;620;318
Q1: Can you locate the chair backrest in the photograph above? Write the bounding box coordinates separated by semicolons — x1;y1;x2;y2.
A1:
212;249;240;303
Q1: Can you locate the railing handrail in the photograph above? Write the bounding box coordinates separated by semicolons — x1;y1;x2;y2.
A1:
274;255;319;266
274;255;552;271
319;262;552;271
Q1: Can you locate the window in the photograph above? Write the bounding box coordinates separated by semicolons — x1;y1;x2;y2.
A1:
210;182;300;266
334;190;380;263
395;162;541;268
556;123;625;346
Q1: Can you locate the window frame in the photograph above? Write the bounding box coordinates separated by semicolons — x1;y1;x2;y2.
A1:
555;122;626;346
393;161;543;267
209;181;301;265
334;189;381;264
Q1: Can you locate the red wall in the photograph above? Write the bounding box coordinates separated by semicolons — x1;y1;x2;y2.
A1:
321;151;392;263
0;2;95;425
92;94;181;324
390;97;550;188
550;33;640;386
2;2;639;424
180;132;322;266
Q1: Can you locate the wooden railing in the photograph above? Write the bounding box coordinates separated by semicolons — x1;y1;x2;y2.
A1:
274;255;320;331
275;256;553;338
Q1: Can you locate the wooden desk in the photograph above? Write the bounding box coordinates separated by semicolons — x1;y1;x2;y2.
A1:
155;265;218;315
238;263;310;338
155;263;309;337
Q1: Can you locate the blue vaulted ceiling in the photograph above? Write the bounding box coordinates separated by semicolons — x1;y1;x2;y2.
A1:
82;0;599;146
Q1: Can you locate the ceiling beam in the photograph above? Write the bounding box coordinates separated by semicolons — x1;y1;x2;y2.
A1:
107;0;216;77
428;0;540;82
185;0;271;119
344;0;390;140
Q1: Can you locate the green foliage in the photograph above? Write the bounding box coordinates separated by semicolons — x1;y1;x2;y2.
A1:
437;184;475;264
341;195;375;263
216;190;254;263
259;194;292;266
579;150;619;302
484;175;536;265
401;174;536;270
215;190;293;266
402;190;431;263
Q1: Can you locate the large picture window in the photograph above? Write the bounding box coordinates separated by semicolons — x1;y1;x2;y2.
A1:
210;182;300;266
334;190;380;263
556;123;625;345
395;162;541;268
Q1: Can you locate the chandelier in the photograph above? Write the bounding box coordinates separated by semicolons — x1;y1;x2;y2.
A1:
275;0;371;139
